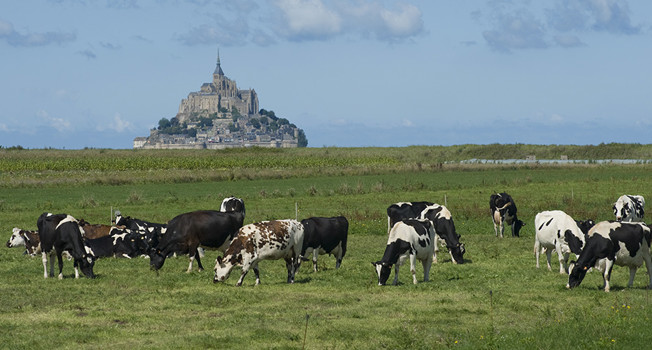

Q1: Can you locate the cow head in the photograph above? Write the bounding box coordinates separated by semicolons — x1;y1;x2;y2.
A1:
6;228;25;248
449;243;466;264
613;201;629;221
149;249;166;271
513;219;526;237
566;261;588;289
575;219;595;235
78;255;96;279
213;256;234;283
372;261;392;286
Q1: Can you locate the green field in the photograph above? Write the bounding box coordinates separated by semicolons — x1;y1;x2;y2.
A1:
1;147;651;349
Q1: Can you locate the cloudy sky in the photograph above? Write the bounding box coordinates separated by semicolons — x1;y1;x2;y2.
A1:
1;0;650;149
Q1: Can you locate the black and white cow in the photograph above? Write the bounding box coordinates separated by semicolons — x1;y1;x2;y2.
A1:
373;219;436;285
37;213;95;279
299;216;348;272
534;210;590;274
149;210;244;272
6;228;41;256
220;196;246;217
490;192;525;238
613;195;645;222
213;220;305;286
83;227;142;259
419;204;465;264
567;221;652;292
386;201;433;233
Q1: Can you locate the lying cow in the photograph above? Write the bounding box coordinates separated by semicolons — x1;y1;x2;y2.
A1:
83;227;143;259
420;204;465;264
373;219;435;285
213;220;305;286
613;195;645;222
534;210;590;274
37;213;95;279
6;228;41;256
149;210;244;272
567;221;652;292
490;192;525;237
386;201;433;233
299;216;348;272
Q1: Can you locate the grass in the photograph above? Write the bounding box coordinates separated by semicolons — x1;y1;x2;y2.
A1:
1;148;652;349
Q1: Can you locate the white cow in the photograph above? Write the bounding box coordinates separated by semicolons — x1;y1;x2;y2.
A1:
534;210;588;274
613;195;645;222
373;219;435;285
213;220;304;286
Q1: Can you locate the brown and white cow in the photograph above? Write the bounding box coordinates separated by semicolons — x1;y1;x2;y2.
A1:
213;220;304;286
6;228;41;256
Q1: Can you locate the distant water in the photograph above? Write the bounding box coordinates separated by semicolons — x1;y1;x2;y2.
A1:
458;159;651;164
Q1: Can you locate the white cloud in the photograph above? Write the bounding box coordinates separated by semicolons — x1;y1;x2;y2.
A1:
379;4;424;39
97;113;134;133
276;0;343;40
38;110;72;132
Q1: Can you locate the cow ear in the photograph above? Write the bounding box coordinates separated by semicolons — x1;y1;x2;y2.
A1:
216;256;223;264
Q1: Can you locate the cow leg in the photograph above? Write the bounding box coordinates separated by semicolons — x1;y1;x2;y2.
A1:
334;243;344;269
422;257;432;282
545;248;553;271
555;244;566;274
432;235;439;264
187;255;195;273
253;264;261;285
627;267;637;287
42;252;49;278
73;260;80;279
499;222;505;238
286;257;295;284
393;264;400;285
56;251;65;279
312;249;319;273
644;250;652;289
534;240;541;269
603;259;614;292
410;254;418;285
195;250;204;272
236;264;250;287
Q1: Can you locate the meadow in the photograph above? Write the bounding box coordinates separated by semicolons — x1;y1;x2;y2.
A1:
1;147;651;349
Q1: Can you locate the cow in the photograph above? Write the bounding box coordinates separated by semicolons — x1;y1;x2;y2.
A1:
613;195;645;222
534;210;590;274
83;227;143;259
149;210;244;272
567;221;652;292
386;201;433;233
6;228;41;256
490;192;525;237
37;213;95;279
420;204;465;264
114;213;167;254
220;196;246;217
213;220;305;286
373;219;436;285
299;216;348;272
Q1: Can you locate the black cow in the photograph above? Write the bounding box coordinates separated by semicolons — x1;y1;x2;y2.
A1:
220;196;246;217
83;227;142;259
149;210;245;272
567;221;652;292
420;204;465;264
37;213;95;279
387;201;433;233
490;192;525;237
299;216;349;272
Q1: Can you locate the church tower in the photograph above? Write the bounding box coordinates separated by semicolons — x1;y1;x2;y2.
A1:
213;50;237;98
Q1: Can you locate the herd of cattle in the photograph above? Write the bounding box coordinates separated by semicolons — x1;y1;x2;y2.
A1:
5;193;651;292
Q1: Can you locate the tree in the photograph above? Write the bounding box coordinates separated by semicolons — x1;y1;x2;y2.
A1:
158;118;171;130
250;117;261;129
297;129;308;147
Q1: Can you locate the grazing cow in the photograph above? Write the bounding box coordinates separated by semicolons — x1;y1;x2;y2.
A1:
213;220;305;286
420;204;465;264
149;210;244;272
299;216;348;272
613;195;645;222
37;213;95;279
83;227;142;259
373;219;436;285
6;228;41;256
490;192;525;237
567;221;652;292
220;196;246;216
386;201;433;233
534;210;590;274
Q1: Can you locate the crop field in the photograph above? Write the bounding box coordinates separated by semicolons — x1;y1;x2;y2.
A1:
1;147;651;349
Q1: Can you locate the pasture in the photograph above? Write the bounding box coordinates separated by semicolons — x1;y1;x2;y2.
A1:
1;148;651;349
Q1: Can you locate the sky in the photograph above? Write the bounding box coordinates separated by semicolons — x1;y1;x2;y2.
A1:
1;0;651;149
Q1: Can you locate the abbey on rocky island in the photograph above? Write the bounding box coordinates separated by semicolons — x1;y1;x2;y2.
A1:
134;52;306;149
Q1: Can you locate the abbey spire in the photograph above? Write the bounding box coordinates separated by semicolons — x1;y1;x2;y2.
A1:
213;49;224;76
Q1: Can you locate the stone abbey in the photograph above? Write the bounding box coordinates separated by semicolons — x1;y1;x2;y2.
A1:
134;52;305;149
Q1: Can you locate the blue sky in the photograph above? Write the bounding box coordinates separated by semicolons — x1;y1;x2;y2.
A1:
1;0;650;149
